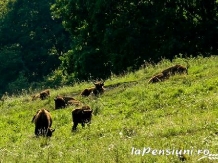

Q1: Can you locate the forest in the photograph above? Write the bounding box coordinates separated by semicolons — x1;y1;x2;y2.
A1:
0;0;217;95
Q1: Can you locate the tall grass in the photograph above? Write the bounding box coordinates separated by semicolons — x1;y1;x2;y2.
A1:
1;56;218;162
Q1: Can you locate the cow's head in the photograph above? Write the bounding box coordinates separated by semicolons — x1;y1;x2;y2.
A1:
82;109;93;123
93;80;105;95
94;81;104;89
46;128;55;137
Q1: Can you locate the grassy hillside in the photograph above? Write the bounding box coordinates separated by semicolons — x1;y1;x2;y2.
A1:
1;56;218;163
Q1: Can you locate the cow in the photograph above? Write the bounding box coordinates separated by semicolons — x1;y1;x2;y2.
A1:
32;89;50;101
72;105;93;131
54;96;66;109
31;108;55;137
81;81;105;96
32;94;40;101
54;95;80;109
161;64;188;77
80;87;95;96
62;96;76;103
67;99;82;107
92;81;105;96
39;89;50;100
148;73;169;83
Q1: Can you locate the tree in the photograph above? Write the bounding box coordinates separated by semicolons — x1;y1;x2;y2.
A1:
51;0;218;80
0;45;25;93
0;0;70;93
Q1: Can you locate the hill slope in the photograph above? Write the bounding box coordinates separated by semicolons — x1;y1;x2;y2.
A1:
1;56;218;162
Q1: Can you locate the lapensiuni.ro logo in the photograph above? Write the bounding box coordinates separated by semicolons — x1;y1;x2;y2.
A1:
131;147;218;161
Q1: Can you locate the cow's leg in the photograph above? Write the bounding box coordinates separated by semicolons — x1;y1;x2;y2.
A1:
72;122;78;131
81;122;85;128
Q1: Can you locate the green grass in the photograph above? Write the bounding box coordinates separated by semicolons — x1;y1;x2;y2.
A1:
1;55;218;162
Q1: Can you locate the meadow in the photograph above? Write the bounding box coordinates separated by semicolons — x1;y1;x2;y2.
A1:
1;56;218;162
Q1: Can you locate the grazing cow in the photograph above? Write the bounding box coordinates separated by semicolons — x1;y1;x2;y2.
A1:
31;108;55;137
81;81;105;96
72;105;93;131
161;64;188;77
148;73;169;83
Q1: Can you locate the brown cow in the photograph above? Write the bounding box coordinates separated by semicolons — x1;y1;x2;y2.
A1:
148;63;189;83
39;89;50;100
161;64;188;77
31;108;55;137
67;99;82;107
32;94;40;101
80;87;95;96
54;95;80;109
81;81;105;96
93;81;105;96
32;89;50;101
62;96;76;103
72;105;93;131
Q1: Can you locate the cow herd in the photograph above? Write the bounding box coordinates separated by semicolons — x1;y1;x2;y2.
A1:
31;64;188;137
31;81;105;137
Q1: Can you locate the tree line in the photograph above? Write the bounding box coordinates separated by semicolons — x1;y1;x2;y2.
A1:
0;0;217;95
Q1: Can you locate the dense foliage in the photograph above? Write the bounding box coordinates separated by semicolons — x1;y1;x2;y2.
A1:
0;0;70;94
0;0;217;94
51;0;218;79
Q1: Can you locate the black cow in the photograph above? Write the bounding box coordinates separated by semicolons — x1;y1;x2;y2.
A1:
31;108;55;137
54;96;66;109
72;105;93;131
161;64;188;76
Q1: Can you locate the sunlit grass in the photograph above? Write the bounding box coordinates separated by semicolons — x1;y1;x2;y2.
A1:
1;56;218;162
